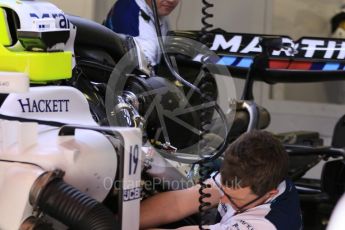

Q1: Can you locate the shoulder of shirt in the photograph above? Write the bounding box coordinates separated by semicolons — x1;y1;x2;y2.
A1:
135;0;169;23
135;0;151;15
209;217;276;230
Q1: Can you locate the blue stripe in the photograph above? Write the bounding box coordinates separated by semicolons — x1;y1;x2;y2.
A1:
310;62;324;70
105;0;140;36
237;58;253;68
323;63;340;70
217;56;237;66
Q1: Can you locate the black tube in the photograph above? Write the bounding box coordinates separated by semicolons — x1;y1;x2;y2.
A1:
37;179;119;230
151;0;201;93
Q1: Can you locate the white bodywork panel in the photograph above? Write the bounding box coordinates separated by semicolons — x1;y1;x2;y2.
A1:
0;71;29;93
0;84;142;229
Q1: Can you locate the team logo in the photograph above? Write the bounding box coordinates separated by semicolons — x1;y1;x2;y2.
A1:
211;34;345;60
18;98;70;113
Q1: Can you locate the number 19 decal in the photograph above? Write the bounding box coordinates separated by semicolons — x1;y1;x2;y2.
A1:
129;145;139;175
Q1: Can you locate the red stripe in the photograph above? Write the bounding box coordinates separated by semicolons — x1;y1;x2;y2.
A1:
288;61;312;70
269;60;289;69
269;60;312;70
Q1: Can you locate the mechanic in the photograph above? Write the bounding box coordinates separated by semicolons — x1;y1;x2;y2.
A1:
140;130;302;230
104;0;180;66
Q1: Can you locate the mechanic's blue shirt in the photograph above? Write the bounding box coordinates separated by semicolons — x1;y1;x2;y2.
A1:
105;0;169;66
210;178;303;230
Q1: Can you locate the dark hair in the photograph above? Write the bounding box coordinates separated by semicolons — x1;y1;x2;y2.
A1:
220;130;289;196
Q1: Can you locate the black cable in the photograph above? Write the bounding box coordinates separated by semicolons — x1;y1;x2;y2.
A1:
151;0;201;94
0;159;44;170
200;0;214;44
198;1;215;229
0;114;66;127
198;162;212;230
